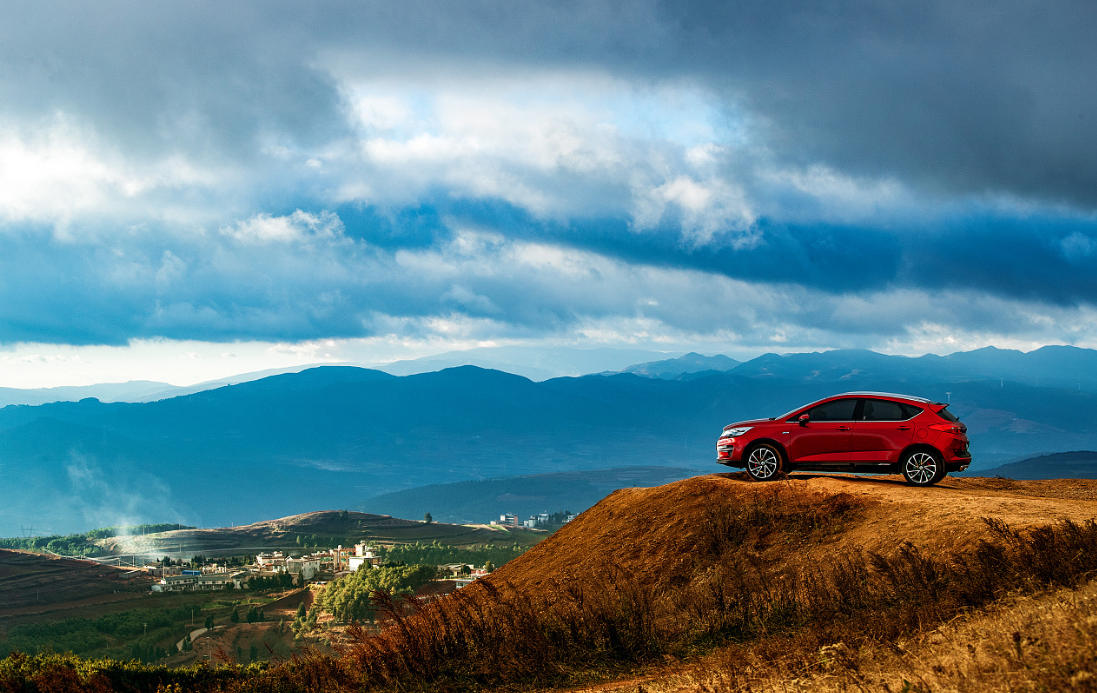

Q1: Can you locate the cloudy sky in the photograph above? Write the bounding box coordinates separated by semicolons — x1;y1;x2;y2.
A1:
1;0;1095;387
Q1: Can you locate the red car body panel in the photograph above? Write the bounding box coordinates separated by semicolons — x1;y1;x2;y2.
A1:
850;420;915;463
788;422;852;463
716;392;971;476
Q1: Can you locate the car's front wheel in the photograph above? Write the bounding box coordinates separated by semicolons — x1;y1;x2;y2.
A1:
745;443;784;481
901;449;944;486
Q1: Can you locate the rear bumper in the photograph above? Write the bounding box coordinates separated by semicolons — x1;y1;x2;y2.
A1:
944;447;971;472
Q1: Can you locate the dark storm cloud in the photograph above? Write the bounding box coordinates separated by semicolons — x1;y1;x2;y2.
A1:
2;1;1096;349
0;2;349;162
655;0;1097;207
4;200;1094;347
334;0;1097;207
5;1;1095;203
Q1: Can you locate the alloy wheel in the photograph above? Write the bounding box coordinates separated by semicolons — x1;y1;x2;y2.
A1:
747;446;780;480
904;451;939;485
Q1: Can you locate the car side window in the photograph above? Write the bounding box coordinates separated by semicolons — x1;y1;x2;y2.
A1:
806;398;858;421
861;399;906;421
900;403;923;419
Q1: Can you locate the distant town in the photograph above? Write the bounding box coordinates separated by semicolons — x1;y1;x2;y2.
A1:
143;511;575;594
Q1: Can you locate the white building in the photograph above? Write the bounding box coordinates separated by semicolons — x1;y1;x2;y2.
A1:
348;543;381;571
257;552;286;568
285;557;321;582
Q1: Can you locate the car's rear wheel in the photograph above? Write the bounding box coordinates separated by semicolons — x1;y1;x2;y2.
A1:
745;443;784;481
901;449;944;486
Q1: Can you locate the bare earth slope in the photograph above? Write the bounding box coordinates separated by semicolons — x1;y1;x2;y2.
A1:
0;550;152;615
491;472;1097;594
481;473;1097;693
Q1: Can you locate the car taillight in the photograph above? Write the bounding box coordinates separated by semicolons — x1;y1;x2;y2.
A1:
929;423;963;434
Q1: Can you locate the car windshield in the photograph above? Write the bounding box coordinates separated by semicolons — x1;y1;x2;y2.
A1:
780;400;821;420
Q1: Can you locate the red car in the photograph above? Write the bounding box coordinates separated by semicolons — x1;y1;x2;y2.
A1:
716;392;971;486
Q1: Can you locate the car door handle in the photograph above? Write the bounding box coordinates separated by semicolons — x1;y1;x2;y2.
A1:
897;425;911;430
837;426;850;431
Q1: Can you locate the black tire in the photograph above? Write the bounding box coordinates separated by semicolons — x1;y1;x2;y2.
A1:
745;442;784;481
901;449;945;486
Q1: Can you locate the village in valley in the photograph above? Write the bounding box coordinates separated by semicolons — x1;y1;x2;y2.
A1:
143;511;577;596
146;542;489;594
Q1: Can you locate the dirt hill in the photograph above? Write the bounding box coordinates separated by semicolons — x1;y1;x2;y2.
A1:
489;472;1097;594
0;550;153;616
98;510;543;556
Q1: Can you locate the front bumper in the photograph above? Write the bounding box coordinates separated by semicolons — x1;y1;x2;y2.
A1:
716;437;745;466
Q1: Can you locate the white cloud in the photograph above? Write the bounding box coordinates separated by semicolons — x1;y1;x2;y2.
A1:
221;210;345;245
0;116;220;229
333;78;770;243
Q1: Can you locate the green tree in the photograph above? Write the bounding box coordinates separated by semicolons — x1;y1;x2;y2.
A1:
314;564;436;623
249;643;259;662
484;560;495;573
204;614;214;630
229;606;239;624
245;605;258;624
424;512;433;524
182;634;192;652
296;602;307;619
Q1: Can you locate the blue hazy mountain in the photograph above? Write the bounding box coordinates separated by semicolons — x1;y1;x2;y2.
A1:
359;466;705;524
978;451;1097;480
380;346;682;380
2;346;1096;537
709;346;1097;391
621;352;740;379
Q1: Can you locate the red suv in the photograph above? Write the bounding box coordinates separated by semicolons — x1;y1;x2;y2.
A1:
716;392;970;486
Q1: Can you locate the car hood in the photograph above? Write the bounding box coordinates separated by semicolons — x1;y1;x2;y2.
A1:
723;418;775;429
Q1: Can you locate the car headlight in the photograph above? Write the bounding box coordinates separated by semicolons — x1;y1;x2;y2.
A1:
721;426;752;438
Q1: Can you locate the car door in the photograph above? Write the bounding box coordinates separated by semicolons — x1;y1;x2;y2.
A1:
851;398;918;463
787;398;857;464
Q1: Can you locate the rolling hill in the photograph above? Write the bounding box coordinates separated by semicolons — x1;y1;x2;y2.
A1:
978;450;1097;480
96;510;543;559
359;466;705;524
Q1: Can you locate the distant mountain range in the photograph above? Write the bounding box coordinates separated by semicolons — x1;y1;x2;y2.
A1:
378;346;682;381
360;466;705;525
0;347;682;406
978;451;1097;480
621;352;740;378
6;343;1095;407
0;364;335;407
2;345;1096;537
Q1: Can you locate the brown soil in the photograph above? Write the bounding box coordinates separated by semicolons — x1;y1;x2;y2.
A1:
260;588;314;616
0;550;153;616
490;472;1097;693
168;621;307;668
489;472;1097;595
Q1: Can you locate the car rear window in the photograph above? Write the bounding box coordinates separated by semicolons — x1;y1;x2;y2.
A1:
861;399;906;421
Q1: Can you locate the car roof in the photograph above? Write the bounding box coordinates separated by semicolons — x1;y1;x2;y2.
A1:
831;391;935;404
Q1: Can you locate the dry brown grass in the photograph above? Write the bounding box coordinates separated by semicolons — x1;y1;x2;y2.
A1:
639;578;1097;693
4;479;1097;693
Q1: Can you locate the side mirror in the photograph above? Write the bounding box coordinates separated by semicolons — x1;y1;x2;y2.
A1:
798;414;810;427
